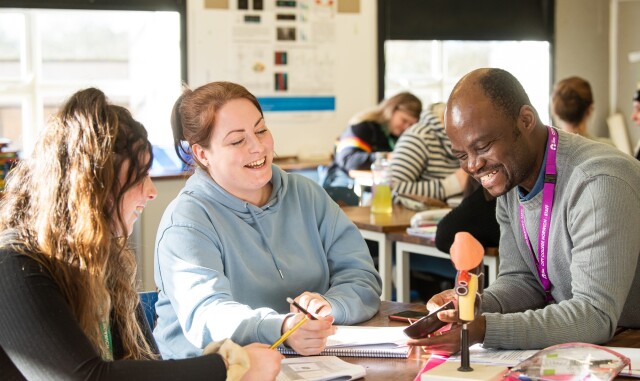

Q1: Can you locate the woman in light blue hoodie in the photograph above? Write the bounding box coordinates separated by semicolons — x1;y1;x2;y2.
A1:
154;81;382;359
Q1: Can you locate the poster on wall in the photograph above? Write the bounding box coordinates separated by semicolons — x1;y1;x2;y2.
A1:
228;0;336;120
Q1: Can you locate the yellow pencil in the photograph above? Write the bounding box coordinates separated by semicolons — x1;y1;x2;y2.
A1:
270;315;309;349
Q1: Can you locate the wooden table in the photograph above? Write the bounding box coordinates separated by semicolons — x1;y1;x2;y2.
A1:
274;156;331;171
341;205;417;301
387;231;500;303
347;301;640;380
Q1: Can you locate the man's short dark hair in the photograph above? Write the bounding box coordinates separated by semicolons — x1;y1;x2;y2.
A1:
478;68;533;122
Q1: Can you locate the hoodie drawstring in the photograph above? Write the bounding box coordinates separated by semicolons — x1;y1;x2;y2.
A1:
246;203;284;279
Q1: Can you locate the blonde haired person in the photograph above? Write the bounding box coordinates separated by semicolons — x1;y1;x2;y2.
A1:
323;92;422;188
551;76;614;146
0;88;281;380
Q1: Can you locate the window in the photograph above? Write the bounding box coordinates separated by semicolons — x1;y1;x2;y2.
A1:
0;8;183;157
384;40;552;124
378;0;554;123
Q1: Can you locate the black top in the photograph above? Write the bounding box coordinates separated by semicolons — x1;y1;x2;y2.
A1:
323;121;398;188
0;249;227;381
435;186;500;253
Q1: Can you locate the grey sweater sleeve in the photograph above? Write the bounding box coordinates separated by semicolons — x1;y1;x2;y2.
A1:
481;170;640;349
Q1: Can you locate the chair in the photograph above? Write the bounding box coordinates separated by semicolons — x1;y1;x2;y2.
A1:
324;186;360;207
138;290;159;329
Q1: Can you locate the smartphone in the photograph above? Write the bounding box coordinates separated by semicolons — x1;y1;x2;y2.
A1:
402;301;455;339
388;310;428;323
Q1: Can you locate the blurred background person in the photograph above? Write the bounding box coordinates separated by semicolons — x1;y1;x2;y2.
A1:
390;102;466;203
322;92;422;189
551;76;614;146
632;89;640;160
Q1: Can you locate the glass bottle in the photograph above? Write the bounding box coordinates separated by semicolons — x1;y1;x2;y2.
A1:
370;152;393;214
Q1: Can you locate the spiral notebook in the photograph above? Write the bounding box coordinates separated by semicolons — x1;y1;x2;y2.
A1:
278;326;412;358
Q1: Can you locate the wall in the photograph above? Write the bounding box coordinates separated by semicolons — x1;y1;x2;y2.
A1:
555;0;640;147
186;0;378;159
617;0;640;148
555;0;610;138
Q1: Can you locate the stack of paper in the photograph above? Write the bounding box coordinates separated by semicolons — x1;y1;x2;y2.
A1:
406;225;437;238
278;326;411;358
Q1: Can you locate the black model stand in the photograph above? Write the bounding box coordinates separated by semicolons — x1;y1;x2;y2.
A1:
458;323;473;372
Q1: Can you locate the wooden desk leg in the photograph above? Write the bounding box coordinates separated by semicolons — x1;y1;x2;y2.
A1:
396;242;411;303
395;242;451;303
359;230;392;301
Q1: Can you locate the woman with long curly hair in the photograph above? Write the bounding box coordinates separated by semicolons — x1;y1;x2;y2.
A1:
0;88;281;380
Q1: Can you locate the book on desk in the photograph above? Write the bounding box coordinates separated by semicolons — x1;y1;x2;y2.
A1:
277;356;366;381
278;326;412;358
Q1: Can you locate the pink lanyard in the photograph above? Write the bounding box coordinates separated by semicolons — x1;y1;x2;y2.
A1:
519;126;557;302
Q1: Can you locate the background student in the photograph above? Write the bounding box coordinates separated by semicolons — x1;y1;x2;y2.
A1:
389;102;466;202
410;68;640;352
632;89;640;160
551;76;614;146
154;81;382;359
322;91;422;188
0;88;281;380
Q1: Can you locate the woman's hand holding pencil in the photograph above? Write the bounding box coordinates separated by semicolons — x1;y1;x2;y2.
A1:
270;315;310;349
271;296;336;356
289;292;333;317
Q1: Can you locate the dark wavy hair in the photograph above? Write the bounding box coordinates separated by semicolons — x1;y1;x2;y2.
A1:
0;88;156;360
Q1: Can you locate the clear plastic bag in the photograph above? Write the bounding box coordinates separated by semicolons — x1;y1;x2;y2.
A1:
505;343;631;381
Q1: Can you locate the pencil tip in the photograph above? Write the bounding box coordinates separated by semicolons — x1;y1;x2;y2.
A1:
286;297;294;304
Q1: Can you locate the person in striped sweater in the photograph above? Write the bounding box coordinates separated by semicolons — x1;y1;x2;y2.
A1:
389;103;467;202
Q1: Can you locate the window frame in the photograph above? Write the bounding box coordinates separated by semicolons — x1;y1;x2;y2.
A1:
376;0;555;101
0;1;187;155
0;0;187;82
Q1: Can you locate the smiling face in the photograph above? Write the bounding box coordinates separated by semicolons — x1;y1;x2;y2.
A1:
117;152;157;237
388;108;418;137
194;98;274;205
446;85;540;198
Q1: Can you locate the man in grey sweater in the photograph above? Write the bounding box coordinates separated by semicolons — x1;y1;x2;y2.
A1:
409;68;640;351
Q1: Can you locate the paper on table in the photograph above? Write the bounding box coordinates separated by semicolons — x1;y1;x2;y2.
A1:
445;344;537;367
277;356;366;381
325;326;408;347
406;225;437;238
277;326;411;358
445;344;640;378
